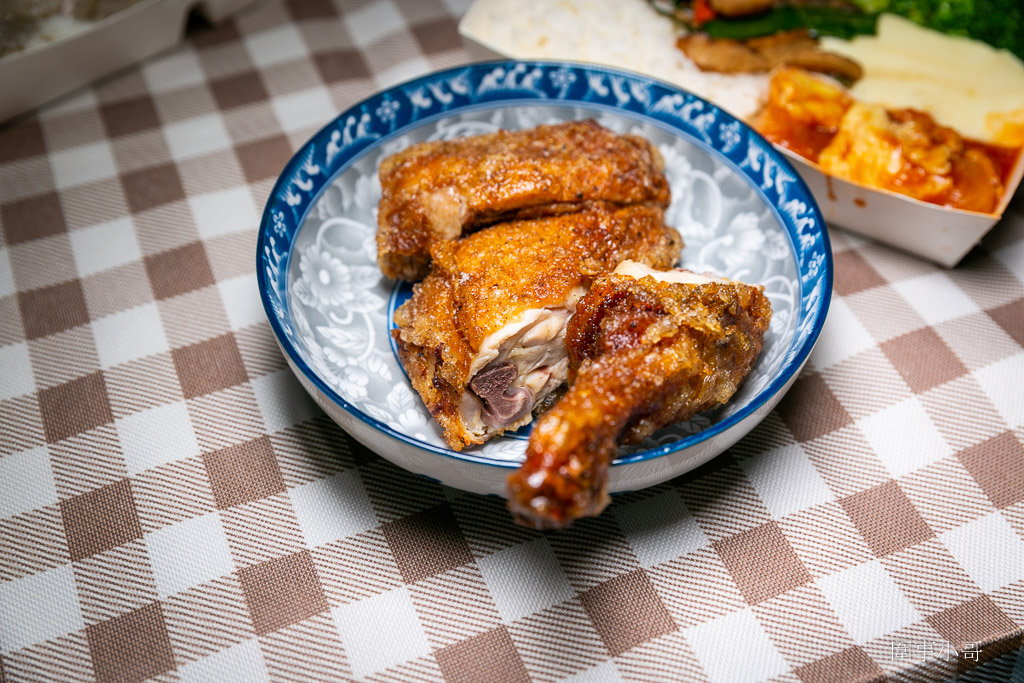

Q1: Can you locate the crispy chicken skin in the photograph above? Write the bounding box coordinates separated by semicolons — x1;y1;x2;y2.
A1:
507;263;772;529
392;206;682;450
376;120;672;281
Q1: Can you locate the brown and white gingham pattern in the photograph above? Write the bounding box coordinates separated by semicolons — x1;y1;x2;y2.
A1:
1;1;1023;681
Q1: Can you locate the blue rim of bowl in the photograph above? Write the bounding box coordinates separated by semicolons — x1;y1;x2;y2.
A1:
257;60;833;470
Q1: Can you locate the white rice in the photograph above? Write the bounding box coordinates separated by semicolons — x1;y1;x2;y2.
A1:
460;0;769;120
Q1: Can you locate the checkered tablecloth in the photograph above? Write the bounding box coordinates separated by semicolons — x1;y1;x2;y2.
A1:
1;1;1023;681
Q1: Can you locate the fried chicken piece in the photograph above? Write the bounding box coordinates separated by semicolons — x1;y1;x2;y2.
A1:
392;206;682;450
376;120;671;281
507;261;772;529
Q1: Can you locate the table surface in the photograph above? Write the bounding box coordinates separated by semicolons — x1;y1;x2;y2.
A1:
1;1;1023;681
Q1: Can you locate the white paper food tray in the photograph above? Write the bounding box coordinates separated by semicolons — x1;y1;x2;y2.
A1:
0;0;256;124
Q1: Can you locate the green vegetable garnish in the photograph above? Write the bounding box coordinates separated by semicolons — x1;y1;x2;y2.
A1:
655;0;1024;60
701;6;878;41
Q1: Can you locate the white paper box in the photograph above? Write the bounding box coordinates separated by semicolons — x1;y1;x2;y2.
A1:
779;148;1024;267
0;0;256;124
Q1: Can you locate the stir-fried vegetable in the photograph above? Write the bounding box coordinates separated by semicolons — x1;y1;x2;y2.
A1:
700;5;877;41
652;0;1024;60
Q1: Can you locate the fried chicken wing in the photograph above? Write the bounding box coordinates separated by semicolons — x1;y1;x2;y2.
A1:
507;261;772;529
392;207;682;450
377;120;672;281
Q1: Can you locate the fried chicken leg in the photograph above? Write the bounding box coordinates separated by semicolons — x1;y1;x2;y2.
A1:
392;207;682;451
507;261;773;529
377;120;671;281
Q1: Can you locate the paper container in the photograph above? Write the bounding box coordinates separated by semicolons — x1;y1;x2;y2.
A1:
0;0;256;124
778;148;1024;267
457;2;1024;267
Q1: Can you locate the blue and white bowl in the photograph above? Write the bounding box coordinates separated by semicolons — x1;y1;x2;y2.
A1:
258;61;832;496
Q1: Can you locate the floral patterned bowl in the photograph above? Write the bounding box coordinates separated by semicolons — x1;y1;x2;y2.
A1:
258;61;832;496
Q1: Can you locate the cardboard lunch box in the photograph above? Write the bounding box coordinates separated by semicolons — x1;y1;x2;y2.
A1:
777;149;1024;267
457;5;1024;268
0;0;256;125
